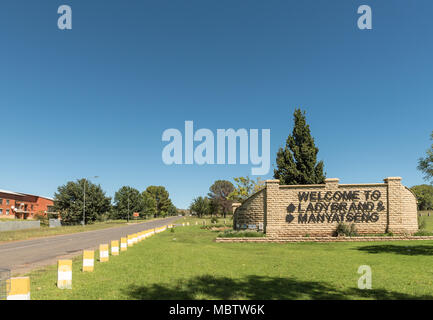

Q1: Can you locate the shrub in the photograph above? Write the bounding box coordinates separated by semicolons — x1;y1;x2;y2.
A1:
414;230;433;236
334;222;358;237
418;215;427;230
218;230;265;238
33;213;49;227
96;213;110;222
210;217;219;224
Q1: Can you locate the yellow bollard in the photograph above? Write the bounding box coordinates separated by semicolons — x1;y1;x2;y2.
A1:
99;244;109;262
111;240;119;256
57;260;72;289
7;277;30;300
83;250;94;272
121;237;127;251
127;235;133;247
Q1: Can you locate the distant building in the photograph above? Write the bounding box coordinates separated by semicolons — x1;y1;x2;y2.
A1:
0;189;54;219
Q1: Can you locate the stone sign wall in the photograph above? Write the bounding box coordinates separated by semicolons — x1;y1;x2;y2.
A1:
233;177;418;237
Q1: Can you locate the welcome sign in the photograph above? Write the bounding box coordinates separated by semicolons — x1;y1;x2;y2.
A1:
233;177;418;237
286;190;386;225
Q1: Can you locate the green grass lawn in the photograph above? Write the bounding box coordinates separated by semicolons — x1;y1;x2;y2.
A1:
0;218;161;243
27;223;433;300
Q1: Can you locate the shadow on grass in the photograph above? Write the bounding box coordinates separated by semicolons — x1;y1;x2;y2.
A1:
357;245;433;256
122;275;433;300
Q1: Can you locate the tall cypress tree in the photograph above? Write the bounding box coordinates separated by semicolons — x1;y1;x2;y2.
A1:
274;109;326;185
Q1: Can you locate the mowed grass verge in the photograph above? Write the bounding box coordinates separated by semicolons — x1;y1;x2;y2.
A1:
28;225;433;300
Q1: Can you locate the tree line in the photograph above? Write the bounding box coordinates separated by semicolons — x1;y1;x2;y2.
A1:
53;180;177;224
189;177;265;218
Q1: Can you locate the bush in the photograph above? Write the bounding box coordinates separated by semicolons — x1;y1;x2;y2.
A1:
96;213;110;222
418;215;427;230
334;222;358;237
210;217;219;224
33;213;49;227
414;230;433;236
218;230;265;238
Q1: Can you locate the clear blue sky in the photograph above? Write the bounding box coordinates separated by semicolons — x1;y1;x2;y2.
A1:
1;1;432;209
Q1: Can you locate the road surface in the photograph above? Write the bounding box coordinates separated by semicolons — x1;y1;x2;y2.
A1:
0;216;180;275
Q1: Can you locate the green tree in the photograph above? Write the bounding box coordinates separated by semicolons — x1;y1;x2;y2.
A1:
274;108;326;185
189;196;210;218
142;192;158;218
144;186;172;217
208;198;220;217
113;186;144;220
410;185;433;211
228;176;265;202
208;180;234;218
418;132;433;183
167;202;178;216
53;179;111;225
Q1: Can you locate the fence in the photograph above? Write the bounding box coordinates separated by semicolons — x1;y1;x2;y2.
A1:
49;219;62;228
0;221;40;232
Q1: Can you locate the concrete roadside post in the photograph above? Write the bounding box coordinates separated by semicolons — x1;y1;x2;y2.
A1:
99;244;109;262
83;250;94;272
7;277;30;300
111;240;119;256
121;237;127;251
57;260;72;289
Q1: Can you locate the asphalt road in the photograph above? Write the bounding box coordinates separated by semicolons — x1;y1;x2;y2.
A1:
0;216;180;275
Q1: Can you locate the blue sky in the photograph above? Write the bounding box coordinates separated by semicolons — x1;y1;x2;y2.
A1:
1;0;432;209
